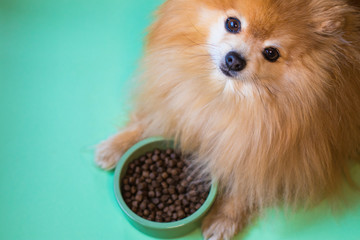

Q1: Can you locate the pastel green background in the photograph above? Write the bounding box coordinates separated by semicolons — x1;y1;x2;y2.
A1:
1;0;359;239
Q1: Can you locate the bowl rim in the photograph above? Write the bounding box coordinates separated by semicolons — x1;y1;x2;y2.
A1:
114;136;218;230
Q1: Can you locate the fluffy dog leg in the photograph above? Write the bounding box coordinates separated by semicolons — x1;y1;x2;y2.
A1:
202;196;256;240
95;123;143;170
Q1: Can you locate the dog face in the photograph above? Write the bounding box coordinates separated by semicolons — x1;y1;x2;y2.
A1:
205;4;301;96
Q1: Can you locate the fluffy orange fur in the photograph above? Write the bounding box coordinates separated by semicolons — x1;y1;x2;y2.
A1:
96;0;360;238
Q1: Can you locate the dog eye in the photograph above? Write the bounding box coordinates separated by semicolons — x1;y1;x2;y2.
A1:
225;17;241;33
262;47;280;62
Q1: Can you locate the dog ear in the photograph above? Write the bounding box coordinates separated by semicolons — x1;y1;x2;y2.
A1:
317;17;346;35
314;5;348;36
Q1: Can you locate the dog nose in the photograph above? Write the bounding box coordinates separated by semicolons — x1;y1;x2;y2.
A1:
225;51;246;72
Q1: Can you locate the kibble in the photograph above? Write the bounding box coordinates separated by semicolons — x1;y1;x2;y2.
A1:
121;148;210;222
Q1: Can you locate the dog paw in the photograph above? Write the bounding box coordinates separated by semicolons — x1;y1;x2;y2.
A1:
95;125;143;170
95;137;123;170
202;213;239;240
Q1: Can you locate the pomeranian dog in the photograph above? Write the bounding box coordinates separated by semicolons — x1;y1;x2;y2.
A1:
96;0;360;239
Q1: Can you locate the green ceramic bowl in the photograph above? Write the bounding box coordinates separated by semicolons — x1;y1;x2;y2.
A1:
114;137;218;239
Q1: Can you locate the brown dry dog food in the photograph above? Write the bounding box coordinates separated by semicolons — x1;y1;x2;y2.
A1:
121;148;210;222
